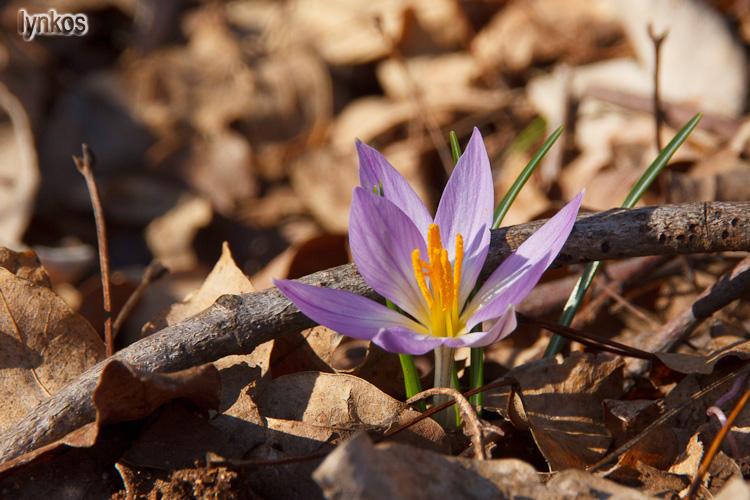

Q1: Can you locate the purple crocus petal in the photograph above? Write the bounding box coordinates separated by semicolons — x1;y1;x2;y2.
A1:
445;305;517;348
356;140;433;237
434;128;493;303
273;279;428;342
372;327;446;355
464;191;584;328
349;188;430;324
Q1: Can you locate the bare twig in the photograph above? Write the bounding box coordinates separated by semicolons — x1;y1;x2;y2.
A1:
112;261;167;340
686;382;750;500
407;387;488;459
648;25;668;152
638;254;750;355
73;145;113;357
1;201;750;463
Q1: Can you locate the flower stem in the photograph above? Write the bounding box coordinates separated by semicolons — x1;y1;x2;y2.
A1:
433;345;455;428
398;353;426;412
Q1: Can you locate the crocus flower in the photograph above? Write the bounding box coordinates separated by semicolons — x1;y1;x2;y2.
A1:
274;128;582;358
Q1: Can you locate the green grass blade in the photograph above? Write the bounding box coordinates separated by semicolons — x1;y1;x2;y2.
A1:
450;131;461;165
467;125;564;409
543;113;703;358
493;125;564;229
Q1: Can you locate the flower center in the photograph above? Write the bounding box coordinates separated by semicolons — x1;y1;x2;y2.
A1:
412;224;464;337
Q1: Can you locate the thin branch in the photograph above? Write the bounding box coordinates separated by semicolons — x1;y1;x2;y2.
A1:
637;254;750;355
648;24;668;152
112;261;167;340
406;387;487;459
1;201;750;463
73;145;113;357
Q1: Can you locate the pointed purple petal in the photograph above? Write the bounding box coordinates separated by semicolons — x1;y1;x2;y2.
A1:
356;140;433;236
372;327;446;355
434;128;493;303
465;191;584;329
274;279;427;338
349;188;431;324
445;306;517;348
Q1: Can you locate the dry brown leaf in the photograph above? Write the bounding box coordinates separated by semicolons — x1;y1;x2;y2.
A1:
669;432;704;480
0;422;99;481
287;0;467;65
0;247;51;288
270;326;344;378
313;432;545;500
329;97;413;150
93;360;221;426
714;477;750;500
0;267;104;433
471;0;618;74
376;53;507;114
144;194;213;273
256;372;447;452
0;83;39;249
248;416;345;500
288;147;359;233
142;241;255;336
185;130;258;217
603;399;664;448
486;352;623;470
547;468;659;500
290;138;428;233
348;343;409;400
655;340;750;375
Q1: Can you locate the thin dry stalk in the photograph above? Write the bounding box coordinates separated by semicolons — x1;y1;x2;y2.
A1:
407;387;488;459
73;145;113;357
112;261;167;340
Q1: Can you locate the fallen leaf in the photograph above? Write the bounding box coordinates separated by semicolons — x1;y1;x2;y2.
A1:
486;352;623;470
547;468;659;500
656;340;750;375
0;83;40;249
313;432;545;500
93;360;221;425
143;241;256;336
256;372;447;452
0;247;51;288
0;267;105;433
144;194;213;273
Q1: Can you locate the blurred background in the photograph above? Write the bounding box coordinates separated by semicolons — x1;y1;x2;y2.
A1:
2;0;750;347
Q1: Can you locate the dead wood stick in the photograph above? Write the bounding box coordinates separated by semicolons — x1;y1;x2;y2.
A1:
1;201;749;463
638;254;750;355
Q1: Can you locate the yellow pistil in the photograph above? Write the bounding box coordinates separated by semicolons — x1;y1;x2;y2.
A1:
411;224;464;337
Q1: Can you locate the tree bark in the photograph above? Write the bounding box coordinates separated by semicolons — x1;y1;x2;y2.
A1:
0;201;748;463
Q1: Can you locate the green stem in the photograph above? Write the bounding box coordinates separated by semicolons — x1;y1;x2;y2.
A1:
399;353;425;411
469;347;484;408
433;344;455;428
543;113;702;357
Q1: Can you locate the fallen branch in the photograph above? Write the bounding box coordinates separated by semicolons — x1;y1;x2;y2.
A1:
1;201;749;463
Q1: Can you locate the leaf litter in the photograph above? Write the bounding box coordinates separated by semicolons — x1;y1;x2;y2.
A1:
3;0;750;498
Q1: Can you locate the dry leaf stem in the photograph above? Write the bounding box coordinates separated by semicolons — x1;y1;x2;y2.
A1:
73;145;113;357
648;24;668;152
1;201;750;463
111;261;167;340
638;254;750;355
